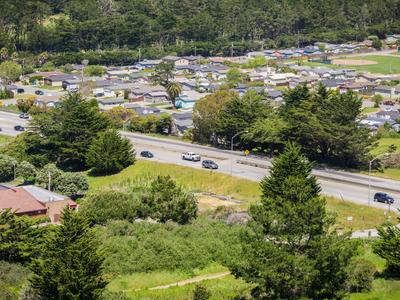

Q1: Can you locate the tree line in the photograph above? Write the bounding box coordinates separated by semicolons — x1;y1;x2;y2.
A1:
192;85;373;167
0;0;399;55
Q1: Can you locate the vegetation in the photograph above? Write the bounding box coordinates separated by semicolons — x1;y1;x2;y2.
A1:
84;65;106;76
0;61;21;82
30;208;107;299
87;129;135;175
166;81;183;109
128;113;172;135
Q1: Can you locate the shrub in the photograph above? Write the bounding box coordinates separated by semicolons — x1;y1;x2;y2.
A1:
56;172;89;197
346;259;376;292
0;154;17;182
16;161;36;183
84;65;106;76
193;285;212;300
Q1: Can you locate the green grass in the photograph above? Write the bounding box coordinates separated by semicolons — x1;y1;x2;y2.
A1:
362;107;380;114
88;160;396;230
370;137;400;156
304;55;400;74
0;134;12;147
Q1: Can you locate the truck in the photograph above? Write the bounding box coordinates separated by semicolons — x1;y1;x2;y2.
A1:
181;152;201;161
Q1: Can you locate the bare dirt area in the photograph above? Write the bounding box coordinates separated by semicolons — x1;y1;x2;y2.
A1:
196;194;241;210
332;59;378;66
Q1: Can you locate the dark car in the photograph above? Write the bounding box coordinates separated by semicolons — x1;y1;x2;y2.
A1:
17;88;25;94
140;151;154;158
374;192;394;204
35;90;44;95
202;160;218;169
19;113;29;119
14;125;25;131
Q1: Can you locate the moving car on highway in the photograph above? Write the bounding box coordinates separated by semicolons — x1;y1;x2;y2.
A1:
202;160;218;169
182;152;201;162
14;125;25;131
35;90;44;95
19;113;29;119
140;151;154;158
374;192;395;204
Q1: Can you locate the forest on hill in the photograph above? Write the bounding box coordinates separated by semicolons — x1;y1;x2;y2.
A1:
0;0;399;56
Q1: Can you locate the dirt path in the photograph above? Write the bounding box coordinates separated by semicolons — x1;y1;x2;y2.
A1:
149;272;231;290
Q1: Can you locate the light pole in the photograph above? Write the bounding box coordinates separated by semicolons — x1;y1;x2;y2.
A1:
230;130;248;176
368;152;389;206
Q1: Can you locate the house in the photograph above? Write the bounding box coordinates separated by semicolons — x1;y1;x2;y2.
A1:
35;95;60;107
136;59;162;69
162;56;190;67
62;78;81;91
375;110;400;122
319;79;348;90
265;73;297;86
0;185;77;223
266;89;283;103
184;56;204;65
124;103;161;116
373;85;400;99
97;97;125;110
44;74;78;87
172;112;193;134
129;84;168;103
339;82;375;95
175;90;208;109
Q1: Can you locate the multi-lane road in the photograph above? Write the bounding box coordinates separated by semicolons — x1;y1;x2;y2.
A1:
1;110;399;211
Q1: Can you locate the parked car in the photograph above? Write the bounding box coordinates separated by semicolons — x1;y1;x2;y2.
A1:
140;151;154;158
35;90;44;95
14;125;25;131
374;192;395;204
19;113;29;119
17;88;25;94
182;152;201;161
383;100;395;106
202;160;218;169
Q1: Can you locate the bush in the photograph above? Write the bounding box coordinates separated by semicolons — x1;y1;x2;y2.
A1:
84;65;106;76
0;261;29;300
16;161;36;182
346;259;377;292
56;172;89;197
40;61;55;72
0;154;17;182
193;285;212;300
129;113;172;134
36;164;63;190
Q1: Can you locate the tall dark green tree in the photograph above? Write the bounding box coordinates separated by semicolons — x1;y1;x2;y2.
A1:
30;207;107;300
86;129;135;175
230;144;356;299
26;93;110;170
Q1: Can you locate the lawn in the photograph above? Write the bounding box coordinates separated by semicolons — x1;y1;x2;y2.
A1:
304;55;400;74
362;107;380;114
0;134;12;147
370;137;400;156
88;160;397;230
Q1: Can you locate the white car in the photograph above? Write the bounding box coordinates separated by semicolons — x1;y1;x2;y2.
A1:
181;152;201;161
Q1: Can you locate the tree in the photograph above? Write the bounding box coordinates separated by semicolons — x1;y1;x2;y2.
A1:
226;68;248;86
230;144;356;299
136;175;197;224
84;65;106;76
16;161;36;183
0;209;46;264
150;61;174;86
36;164;64;191
30;208;107;299
87;129;135;175
0;61;22;82
0;154;17;182
193;285;211;300
165;81;182;109
56;172;89;197
192;90;237;144
104;106;136;128
27;93;111;170
372;37;382;50
0;47;9;61
16;97;35;113
372;94;383;108
373;216;400;275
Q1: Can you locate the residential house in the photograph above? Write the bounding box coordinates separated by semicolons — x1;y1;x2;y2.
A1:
319;79;349;90
172;112;193;134
129;84;166;102
0;185;77;223
124;104;161;116
44;74;78;87
162;56;190;67
97;97;125;110
35;95;60;107
265;73;297;86
62;78;81;91
184;55;204;65
136;59;162;70
373;85;400;99
175;90;208;109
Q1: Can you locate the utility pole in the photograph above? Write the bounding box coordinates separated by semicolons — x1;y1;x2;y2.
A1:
138;48;141;62
230;43;234;58
194;45;197;57
48;171;51;191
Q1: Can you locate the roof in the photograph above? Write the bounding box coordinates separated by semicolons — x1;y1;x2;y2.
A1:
0;187;46;214
163;55;185;62
97;98;125;105
45;74;78;82
21;185;67;203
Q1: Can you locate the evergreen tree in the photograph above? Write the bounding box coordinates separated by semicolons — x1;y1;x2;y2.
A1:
150;61;174;87
86;129;135;175
30;208;107;300
230;144;356;299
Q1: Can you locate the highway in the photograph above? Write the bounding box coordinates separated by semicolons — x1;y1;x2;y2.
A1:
0;110;399;212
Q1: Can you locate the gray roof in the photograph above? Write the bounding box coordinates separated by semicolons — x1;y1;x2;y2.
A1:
21;185;67;202
97;98;124;105
45;74;78;82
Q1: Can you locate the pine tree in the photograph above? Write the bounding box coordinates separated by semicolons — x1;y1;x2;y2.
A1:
30;208;107;300
86;129;135;175
231;143;356;299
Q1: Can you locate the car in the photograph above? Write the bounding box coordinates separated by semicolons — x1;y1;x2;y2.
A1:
14;125;25;131
17;88;25;94
19;113;29;119
35;90;44;95
373;192;394;204
202;160;218;169
182;152;201;161
383;100;395;106
140;151;154;158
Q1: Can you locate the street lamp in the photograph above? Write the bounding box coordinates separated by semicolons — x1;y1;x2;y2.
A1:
368;152;390;206
230;130;249;176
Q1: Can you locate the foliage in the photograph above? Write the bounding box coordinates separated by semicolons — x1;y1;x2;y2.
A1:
0;209;48;264
282;84;373;167
104;106;135;128
16;97;35;113
36;163;63;190
151;61;175;87
0;154;17;182
26;92;111;170
346;259;377;293
193;284;211;300
128;113;172;134
242;56;267;69
0;88;13;99
166;81;182;108
16;161;36;182
372;94;383;108
30;208;107;300
0;61;22;82
372;37;383;50
226;68;248;86
39;61;55;72
0;261;29;300
374;217;400;276
87;129;135;175
230;144;356;299
84;65;106;76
